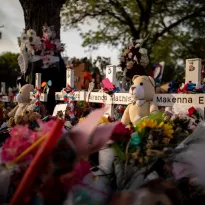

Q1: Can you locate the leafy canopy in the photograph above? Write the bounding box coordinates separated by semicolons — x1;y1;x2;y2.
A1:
62;0;205;82
0;52;20;87
0;52;20;72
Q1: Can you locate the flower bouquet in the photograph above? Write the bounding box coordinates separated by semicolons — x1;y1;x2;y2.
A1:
128;112;174;165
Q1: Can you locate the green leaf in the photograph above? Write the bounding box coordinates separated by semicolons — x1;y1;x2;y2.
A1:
112;143;126;161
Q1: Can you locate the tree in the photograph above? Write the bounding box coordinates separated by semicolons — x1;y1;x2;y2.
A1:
62;0;205;48
19;0;66;38
0;52;20;87
62;0;205;81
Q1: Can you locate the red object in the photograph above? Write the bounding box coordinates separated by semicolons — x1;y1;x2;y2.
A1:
102;78;115;90
44;39;55;50
61;161;91;189
9;119;64;205
64;98;68;102
178;83;188;93
188;106;197;117
110;123;131;141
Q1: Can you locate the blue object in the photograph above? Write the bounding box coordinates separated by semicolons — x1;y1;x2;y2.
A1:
168;80;179;93
187;82;196;91
114;87;120;93
47;80;52;87
130;132;141;146
29;196;43;205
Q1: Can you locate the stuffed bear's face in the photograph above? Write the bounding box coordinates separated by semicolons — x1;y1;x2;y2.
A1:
129;75;155;101
16;84;34;103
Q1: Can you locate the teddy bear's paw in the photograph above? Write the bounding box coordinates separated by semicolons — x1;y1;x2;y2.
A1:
8;117;15;127
15;116;24;125
29;111;41;122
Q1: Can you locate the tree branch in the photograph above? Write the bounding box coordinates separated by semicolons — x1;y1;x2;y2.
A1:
152;8;205;44
65;9;127;27
108;0;140;38
136;0;144;13
143;0;154;31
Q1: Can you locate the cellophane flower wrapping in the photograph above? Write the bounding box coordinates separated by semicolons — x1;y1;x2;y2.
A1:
174;122;205;184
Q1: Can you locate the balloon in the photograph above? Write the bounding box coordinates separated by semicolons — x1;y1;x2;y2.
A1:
41;82;47;87
47;80;52;87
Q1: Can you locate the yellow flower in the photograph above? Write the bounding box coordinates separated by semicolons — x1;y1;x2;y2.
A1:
98;116;109;125
79;118;85;123
138;119;158;132
79;116;109;125
157;122;164;128
163;124;174;138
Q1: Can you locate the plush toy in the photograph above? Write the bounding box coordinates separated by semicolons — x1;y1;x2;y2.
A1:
8;84;36;125
121;75;158;126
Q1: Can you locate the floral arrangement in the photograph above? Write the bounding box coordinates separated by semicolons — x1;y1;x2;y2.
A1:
120;38;149;79
113;108;201;166
127;114;174;164
18;24;65;74
163;107;201;137
1;120;56;164
0;108;121;205
178;81;205;93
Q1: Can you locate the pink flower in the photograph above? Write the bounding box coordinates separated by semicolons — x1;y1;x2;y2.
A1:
1;120;57;164
1;125;39;163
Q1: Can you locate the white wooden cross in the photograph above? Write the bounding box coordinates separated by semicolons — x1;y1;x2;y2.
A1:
0;82;13;102
154;58;205;117
32;58;205;118
30;73;48;102
54;65;132;117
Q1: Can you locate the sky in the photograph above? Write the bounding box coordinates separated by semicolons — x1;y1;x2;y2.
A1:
0;0;119;65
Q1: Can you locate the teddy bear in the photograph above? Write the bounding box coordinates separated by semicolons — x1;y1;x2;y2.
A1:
8;84;37;126
121;75;158;126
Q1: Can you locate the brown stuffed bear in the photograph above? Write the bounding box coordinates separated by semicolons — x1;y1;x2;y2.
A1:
121;75;158;126
8;84;40;126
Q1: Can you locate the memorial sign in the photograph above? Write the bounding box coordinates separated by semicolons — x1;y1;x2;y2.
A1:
153;94;205;106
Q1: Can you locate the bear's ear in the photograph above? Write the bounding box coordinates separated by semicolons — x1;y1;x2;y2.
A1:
132;75;140;83
147;76;155;87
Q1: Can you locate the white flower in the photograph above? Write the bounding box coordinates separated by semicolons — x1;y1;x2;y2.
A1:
139;48;148;55
128;52;133;58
